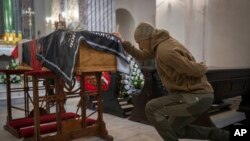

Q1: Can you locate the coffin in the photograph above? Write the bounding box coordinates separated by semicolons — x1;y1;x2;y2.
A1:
74;41;117;74
17;40;117;74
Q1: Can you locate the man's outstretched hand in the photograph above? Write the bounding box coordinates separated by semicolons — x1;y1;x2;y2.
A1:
112;32;124;43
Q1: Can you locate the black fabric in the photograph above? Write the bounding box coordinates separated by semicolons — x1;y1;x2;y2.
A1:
22;42;31;66
79;31;127;61
37;29;128;84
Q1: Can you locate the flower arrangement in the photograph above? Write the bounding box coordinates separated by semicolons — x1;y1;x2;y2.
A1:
119;55;144;98
0;59;21;84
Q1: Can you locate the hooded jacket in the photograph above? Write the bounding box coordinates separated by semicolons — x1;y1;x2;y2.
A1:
122;29;214;94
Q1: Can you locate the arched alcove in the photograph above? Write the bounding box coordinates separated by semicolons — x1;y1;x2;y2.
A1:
116;8;135;43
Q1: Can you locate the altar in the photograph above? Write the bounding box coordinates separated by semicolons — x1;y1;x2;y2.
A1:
0;44;15;69
0;39;29;69
0;44;15;56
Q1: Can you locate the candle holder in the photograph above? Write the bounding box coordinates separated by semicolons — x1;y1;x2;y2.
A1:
4;32;10;43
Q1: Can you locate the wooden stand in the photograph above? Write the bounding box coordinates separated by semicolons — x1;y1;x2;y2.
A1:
0;69;31;137
24;70;113;141
21;42;114;141
1;69;74;138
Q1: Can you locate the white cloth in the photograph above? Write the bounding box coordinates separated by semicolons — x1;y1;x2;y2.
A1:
0;45;15;56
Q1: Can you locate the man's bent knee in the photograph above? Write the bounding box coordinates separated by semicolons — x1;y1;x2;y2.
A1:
145;101;153;116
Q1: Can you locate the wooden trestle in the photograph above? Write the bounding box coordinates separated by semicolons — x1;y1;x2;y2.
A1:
20;70;113;141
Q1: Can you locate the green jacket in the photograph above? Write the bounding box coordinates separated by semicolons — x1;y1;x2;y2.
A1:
122;29;214;94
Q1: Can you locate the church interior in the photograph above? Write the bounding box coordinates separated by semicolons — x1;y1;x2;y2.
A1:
0;0;250;141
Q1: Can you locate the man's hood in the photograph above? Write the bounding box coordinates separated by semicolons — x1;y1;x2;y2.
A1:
151;29;170;52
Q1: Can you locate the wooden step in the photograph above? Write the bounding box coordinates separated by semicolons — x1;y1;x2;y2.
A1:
124;111;132;116
208;103;231;115
9;112;79;129
121;104;134;110
118;97;131;102
119;101;128;105
92;99;130;107
90;97;134;117
19;118;96;138
92;100;103;104
20;123;57;138
117;97;123;101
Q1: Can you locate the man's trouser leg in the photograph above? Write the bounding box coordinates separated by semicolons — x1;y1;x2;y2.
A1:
145;94;193;141
170;116;229;141
145;93;226;141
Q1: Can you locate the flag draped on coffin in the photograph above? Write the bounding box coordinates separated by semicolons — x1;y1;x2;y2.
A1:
36;29;130;85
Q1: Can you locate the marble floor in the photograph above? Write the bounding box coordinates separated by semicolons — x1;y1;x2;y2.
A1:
0;97;245;141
